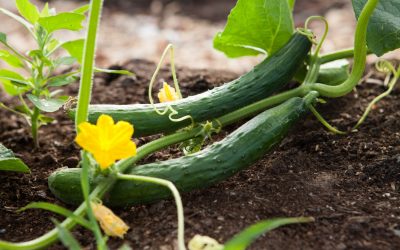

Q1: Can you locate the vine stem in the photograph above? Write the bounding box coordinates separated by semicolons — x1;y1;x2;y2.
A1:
75;0;104;130
0;91;319;250
117;174;186;250
312;0;379;97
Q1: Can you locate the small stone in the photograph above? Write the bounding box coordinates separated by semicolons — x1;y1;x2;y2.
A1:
63;156;80;168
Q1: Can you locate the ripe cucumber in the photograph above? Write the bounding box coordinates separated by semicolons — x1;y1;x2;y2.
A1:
49;94;316;207
69;33;311;137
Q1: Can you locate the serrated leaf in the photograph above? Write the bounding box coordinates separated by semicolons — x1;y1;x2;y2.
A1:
0;49;25;68
353;0;400;56
224;217;314;250
214;0;294;58
73;5;90;15
40;3;50;17
61;39;84;63
27;94;67;112
16;0;40;23
38;13;85;33
0;143;30;173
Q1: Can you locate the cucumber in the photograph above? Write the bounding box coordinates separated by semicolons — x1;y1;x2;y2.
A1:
49;94;317;207
69;33;311;137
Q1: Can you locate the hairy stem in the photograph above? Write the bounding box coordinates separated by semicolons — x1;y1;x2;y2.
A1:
75;0;104;130
117;174;186;250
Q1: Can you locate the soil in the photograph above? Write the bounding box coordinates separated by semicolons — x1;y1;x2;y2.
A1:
0;58;400;250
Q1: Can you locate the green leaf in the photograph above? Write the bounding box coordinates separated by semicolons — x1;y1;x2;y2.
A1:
0;32;6;44
55;56;77;66
40;3;50;17
16;0;40;23
51;219;82;250
95;68;135;76
0;143;30;173
27;94;67;112
0;69;30;87
0;49;25;68
73;5;90;15
1;79;26;96
48;75;77;87
214;0;294;58
28;50;52;66
224;217;314;250
288;0;296;10
38;13;85;33
61;39;84;63
353;0;400;56
20;202;91;229
38;114;55;124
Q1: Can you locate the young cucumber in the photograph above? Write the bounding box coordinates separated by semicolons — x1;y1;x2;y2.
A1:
69;33;311;137
49;93;317;207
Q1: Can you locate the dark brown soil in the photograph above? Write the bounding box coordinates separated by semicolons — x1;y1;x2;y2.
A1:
1;59;400;250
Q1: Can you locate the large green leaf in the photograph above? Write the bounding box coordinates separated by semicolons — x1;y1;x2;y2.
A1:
0;143;30;173
214;0;294;58
224;217;314;250
353;0;400;56
15;0;40;23
38;13;85;33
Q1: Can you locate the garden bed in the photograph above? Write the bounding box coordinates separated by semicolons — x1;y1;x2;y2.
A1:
1;59;399;249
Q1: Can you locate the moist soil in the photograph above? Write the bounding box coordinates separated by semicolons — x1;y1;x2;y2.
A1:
1;59;400;250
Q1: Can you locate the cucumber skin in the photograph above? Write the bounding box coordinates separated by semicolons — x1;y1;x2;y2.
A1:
50;97;311;207
69;33;311;137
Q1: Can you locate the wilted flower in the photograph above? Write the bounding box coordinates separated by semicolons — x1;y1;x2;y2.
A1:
188;235;224;250
91;201;129;238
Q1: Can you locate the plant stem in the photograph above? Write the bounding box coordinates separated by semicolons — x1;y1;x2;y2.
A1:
75;0;104;130
81;152;107;250
0;92;318;249
31;106;40;148
117;174;186;250
311;0;379;97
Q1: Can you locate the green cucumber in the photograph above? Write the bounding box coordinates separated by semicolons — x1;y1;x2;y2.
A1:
69;32;311;137
49;94;316;207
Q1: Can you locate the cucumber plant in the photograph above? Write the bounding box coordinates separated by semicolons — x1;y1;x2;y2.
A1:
1;0;400;249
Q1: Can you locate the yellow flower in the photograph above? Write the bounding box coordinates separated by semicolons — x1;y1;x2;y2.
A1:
188;235;224;250
75;114;136;169
158;82;179;103
91;202;129;238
